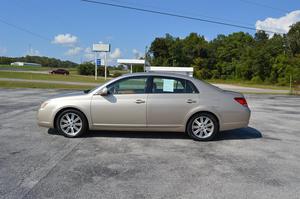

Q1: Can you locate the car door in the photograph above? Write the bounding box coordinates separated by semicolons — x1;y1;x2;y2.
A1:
147;76;199;129
91;76;149;129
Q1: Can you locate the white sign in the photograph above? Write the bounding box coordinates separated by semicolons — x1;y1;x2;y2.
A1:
92;44;110;52
163;79;174;92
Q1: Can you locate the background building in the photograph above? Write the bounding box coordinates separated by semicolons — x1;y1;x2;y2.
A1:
10;62;41;67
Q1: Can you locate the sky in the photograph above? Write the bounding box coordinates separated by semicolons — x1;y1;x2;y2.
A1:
0;0;299;64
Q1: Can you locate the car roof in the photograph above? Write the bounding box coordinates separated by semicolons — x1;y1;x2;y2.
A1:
121;72;195;81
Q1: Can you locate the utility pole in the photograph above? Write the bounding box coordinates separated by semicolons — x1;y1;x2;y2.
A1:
144;46;148;72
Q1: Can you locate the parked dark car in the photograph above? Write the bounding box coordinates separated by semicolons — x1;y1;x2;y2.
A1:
50;69;69;75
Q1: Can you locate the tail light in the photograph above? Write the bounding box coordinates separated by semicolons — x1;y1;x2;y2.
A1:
234;97;248;107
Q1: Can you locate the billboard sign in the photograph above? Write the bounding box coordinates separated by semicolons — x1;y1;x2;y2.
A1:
92;44;110;52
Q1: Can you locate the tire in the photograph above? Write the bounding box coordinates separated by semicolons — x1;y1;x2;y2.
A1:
56;109;87;138
187;113;219;141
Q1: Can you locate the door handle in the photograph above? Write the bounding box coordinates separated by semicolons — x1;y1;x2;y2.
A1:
135;99;145;104
186;99;196;104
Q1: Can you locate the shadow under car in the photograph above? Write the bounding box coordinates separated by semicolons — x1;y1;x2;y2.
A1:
48;127;262;141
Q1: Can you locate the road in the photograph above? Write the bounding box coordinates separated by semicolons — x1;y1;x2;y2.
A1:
0;78;289;94
0;89;299;199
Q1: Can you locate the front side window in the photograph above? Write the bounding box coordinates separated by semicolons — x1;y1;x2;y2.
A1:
107;77;148;94
152;77;198;94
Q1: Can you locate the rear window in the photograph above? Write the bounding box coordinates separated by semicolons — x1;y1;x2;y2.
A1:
152;77;198;94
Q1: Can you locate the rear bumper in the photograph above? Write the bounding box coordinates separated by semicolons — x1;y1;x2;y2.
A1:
220;121;249;131
220;107;251;131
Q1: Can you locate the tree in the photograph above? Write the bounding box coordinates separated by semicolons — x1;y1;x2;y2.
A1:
287;22;300;56
0;55;78;68
147;28;300;86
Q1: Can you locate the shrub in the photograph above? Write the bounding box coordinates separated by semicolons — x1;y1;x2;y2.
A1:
78;62;109;76
251;76;263;84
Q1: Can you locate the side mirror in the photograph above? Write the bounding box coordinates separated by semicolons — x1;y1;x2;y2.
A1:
98;87;109;96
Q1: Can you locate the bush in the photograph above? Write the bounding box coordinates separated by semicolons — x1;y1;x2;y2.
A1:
251;76;263;84
78;62;109;76
112;71;123;77
78;63;94;75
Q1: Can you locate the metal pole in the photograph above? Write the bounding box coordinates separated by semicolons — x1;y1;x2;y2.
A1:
95;52;97;80
290;74;292;94
104;52;107;80
131;64;133;73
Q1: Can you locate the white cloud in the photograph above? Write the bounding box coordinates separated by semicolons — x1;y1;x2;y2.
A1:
256;10;300;36
84;47;94;60
0;47;7;55
132;49;143;59
52;33;78;46
110;48;122;59
65;47;82;56
28;48;40;56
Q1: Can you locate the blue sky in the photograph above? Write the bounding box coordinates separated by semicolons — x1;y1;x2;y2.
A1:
0;0;299;64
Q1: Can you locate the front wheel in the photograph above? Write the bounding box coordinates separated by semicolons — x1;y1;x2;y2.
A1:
56;109;87;138
187;113;219;141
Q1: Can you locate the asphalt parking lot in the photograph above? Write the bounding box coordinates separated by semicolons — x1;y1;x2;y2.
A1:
0;89;300;199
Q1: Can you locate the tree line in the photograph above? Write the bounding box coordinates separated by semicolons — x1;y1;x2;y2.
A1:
148;22;300;85
0;55;78;68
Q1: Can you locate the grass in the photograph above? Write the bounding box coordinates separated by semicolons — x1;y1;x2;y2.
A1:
207;79;290;90
0;68;293;92
0;71;109;83
0;80;93;90
0;64;55;71
0;64;79;74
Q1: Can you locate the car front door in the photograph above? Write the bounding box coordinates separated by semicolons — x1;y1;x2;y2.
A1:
91;76;149;129
147;76;199;129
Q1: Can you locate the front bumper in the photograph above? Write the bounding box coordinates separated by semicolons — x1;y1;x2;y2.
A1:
37;107;54;128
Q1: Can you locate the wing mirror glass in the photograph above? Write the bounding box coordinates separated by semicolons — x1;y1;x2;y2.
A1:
99;87;109;96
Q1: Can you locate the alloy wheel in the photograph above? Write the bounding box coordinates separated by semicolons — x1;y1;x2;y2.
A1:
59;112;82;136
191;116;214;139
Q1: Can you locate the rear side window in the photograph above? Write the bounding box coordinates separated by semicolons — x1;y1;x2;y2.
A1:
152;77;198;94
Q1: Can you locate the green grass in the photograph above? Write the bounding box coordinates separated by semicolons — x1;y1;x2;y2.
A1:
207;79;290;90
0;71;110;83
0;64;79;73
0;80;93;90
0;64;52;71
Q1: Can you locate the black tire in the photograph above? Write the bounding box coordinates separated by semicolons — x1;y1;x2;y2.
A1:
186;112;219;141
56;109;88;138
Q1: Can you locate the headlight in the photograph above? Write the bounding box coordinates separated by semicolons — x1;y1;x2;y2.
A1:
40;101;49;109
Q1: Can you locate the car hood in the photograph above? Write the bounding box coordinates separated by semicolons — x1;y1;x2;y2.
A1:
49;91;88;100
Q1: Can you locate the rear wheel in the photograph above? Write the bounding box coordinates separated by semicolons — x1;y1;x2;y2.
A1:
56;109;87;138
187;113;219;141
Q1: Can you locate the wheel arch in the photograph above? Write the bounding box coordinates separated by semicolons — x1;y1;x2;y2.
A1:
53;107;89;130
185;111;220;132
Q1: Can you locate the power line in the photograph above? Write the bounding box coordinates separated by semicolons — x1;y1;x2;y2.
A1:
236;0;289;13
81;0;283;34
107;0;254;27
0;17;51;42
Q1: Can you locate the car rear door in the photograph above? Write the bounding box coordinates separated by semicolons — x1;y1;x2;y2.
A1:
91;76;149;129
146;76;199;129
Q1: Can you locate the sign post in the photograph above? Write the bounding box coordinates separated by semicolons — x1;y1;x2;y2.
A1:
92;43;110;80
94;52;97;80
